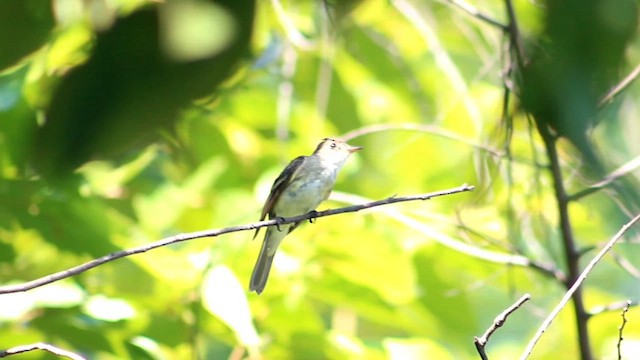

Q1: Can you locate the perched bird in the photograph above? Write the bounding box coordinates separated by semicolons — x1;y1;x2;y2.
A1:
250;138;362;294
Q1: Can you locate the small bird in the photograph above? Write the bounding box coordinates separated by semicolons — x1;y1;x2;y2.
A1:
250;138;362;294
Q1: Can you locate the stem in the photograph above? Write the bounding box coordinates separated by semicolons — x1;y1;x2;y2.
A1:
536;123;593;360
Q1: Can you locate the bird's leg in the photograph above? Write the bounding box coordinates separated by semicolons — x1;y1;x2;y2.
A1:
275;216;286;232
308;210;319;224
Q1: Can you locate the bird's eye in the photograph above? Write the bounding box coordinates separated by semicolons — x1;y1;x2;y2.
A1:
330;142;337;149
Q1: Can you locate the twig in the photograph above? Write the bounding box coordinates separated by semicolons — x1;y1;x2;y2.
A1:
0;185;474;295
536;121;593;359
342;123;503;156
392;0;483;126
617;300;631;360
612;251;640;280
520;213;640;360
598;63;640;109
332;191;565;281
0;342;86;360
270;0;316;50
589;300;637;317
441;0;507;30
569;154;640;201
504;0;525;67
474;293;531;360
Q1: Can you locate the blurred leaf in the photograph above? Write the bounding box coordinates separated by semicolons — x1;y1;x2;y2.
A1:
202;265;260;348
0;66;38;174
133;156;226;232
1;0;639;358
33;0;255;179
384;337;455;360
128;336;165;360
83;295;137;322
0;0;54;70
0;291;36;321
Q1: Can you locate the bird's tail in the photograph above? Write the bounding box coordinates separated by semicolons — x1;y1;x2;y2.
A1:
249;233;276;294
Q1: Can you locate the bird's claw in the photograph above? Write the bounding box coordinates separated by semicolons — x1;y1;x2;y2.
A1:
275;216;286;231
308;210;318;224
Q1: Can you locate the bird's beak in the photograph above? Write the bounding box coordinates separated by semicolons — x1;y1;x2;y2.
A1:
347;145;363;153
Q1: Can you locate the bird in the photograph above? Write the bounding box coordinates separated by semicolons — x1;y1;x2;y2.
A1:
250;138;363;294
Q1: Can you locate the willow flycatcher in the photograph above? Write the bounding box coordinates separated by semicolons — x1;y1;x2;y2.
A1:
250;138;362;294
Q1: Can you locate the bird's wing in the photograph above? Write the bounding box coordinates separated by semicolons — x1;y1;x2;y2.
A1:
253;155;307;239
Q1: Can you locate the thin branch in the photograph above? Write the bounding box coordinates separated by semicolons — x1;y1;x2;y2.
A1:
536;121;593;359
569;154;640;201
611;251;640;280
617;300;631;360
392;0;483;126
504;0;525;68
598;63;640;109
474;293;531;360
0;185;474;295
520;213;640;360
589;300;638;318
275;44;297;142
342;123;503;157
331;191;565;282
270;0;316;50
362;28;431;119
0;342;86;360
441;0;507;30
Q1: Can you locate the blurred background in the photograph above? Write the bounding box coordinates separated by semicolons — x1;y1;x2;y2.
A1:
0;0;639;359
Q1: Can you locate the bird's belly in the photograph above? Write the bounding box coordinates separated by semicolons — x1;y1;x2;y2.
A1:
274;178;333;217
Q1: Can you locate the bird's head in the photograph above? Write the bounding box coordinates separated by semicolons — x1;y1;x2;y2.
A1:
313;138;362;166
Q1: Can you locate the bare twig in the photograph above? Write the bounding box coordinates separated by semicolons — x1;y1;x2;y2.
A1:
333;191;565;280
474;293;531;360
0;185;474;295
569;154;640;201
520;213;640;360
504;0;525;67
441;0;507;30
598;63;640;109
270;0;316;50
342;123;503;156
617;300;631;360
392;0;483;126
535;121;593;359
0;342;86;360
612;251;640;280
589;300;638;317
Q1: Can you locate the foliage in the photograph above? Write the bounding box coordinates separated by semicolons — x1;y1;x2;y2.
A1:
1;0;639;359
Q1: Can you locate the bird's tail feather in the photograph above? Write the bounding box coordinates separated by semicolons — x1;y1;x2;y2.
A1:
249;235;275;294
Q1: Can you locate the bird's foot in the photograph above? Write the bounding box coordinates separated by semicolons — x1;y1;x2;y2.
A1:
275;216;286;231
308;210;319;224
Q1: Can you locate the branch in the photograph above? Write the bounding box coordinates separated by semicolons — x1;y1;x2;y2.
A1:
569;154;640;201
0;184;474;295
617;300;631;360
598;63;640;109
342;123;503;157
589;300;638;317
0;343;86;360
535;119;593;359
519;213;640;360
504;0;525;67
270;0;316;50
611;251;640;280
441;0;507;30
474;293;531;360
331;191;566;282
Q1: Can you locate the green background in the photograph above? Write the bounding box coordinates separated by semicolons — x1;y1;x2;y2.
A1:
0;0;639;359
